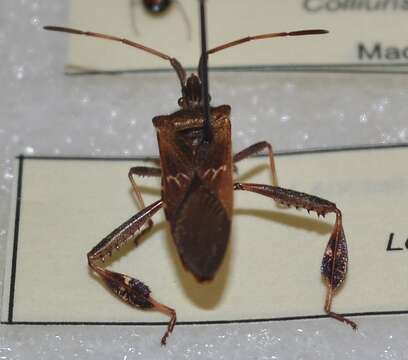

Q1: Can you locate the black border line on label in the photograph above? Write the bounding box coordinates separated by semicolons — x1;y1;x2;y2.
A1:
7;155;24;323
1;310;408;327
64;63;408;76
4;144;408;327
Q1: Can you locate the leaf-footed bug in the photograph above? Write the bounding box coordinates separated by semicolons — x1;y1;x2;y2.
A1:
44;0;356;345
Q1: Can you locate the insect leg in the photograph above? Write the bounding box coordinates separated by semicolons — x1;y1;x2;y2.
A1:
129;166;161;209
234;141;278;186
149;158;161;167
128;166;162;243
88;199;177;345
234;182;357;330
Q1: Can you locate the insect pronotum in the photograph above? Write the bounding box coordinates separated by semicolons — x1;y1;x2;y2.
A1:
44;0;357;345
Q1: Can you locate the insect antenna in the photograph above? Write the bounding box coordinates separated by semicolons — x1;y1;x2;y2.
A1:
198;29;328;77
43;26;187;89
198;0;212;143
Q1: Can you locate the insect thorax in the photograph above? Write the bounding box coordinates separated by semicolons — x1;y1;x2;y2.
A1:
153;104;233;215
153;104;230;159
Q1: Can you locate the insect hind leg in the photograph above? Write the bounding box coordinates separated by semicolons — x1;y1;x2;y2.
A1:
234;182;357;330
89;263;176;345
324;286;357;330
88;199;177;345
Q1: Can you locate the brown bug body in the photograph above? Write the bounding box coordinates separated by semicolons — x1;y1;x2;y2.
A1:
155;104;233;281
44;0;357;345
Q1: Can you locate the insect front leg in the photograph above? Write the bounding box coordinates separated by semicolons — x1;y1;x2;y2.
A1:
128;166;161;243
234;141;278;186
234;182;357;330
88;199;177;345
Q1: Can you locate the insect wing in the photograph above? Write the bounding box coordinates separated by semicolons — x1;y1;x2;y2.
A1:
172;174;230;281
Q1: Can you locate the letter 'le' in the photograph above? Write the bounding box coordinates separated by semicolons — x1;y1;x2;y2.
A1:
44;0;356;345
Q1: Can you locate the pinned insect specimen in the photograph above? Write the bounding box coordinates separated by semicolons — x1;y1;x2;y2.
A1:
44;0;356;345
130;0;191;39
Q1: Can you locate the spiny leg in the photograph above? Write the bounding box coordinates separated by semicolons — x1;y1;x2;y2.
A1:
234;182;357;330
88;199;177;345
128;166;161;243
234;141;278;186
